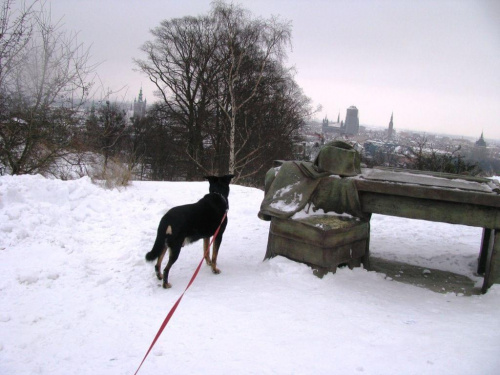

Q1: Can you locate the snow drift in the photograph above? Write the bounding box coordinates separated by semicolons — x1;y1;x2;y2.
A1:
1;174;499;374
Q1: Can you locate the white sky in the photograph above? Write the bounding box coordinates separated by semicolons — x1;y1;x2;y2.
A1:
44;0;500;139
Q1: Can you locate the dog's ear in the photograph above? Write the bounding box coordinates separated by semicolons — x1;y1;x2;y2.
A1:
204;176;216;182
222;175;234;184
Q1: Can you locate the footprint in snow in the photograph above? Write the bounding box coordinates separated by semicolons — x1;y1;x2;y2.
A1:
17;274;39;285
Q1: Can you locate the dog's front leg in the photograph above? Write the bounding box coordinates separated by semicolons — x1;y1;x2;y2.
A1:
203;238;211;266
211;237;221;274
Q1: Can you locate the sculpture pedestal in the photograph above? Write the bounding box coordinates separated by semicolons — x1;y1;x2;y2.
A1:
265;215;370;275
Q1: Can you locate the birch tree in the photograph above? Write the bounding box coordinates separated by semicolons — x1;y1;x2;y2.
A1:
211;1;292;176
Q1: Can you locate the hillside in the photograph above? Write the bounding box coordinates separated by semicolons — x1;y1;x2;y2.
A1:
1;175;499;374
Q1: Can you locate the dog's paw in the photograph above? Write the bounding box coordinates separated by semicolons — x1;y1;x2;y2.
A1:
155;266;163;280
212;268;221;275
162;281;172;289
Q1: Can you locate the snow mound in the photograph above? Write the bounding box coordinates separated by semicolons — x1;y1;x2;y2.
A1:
1;175;499;375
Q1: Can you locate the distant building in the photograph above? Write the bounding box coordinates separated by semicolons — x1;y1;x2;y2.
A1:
321;107;360;137
133;88;147;120
344;106;359;135
322;115;342;136
475;131;487;147
388;112;394;139
471;131;488;161
322;115;329;132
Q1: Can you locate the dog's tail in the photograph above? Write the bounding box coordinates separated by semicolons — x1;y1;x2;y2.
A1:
146;221;168;261
145;235;164;261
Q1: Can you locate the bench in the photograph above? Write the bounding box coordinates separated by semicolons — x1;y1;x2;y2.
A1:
352;167;499;293
260;165;500;293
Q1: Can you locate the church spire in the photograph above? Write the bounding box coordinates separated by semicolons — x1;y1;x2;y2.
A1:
388;112;394;139
133;87;147;119
475;131;486;147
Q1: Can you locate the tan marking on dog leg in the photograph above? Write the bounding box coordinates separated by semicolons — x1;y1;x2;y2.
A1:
211;242;221;274
155;248;167;280
203;238;211;265
166;225;172;235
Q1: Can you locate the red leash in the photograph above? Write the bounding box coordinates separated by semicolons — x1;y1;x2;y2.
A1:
134;211;228;375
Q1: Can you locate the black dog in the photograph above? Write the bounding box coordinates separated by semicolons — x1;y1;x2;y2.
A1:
146;175;234;288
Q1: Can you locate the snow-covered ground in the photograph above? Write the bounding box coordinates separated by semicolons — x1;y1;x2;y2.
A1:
1;174;499;375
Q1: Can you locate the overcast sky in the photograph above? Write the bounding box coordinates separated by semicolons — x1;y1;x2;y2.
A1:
45;0;500;139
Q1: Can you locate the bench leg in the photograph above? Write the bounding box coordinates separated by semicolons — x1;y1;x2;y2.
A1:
481;229;500;294
361;222;371;270
264;226;276;260
478;228;492;275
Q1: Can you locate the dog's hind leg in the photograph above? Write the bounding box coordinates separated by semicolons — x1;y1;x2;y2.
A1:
155;247;168;280
162;246;181;289
203;238;212;266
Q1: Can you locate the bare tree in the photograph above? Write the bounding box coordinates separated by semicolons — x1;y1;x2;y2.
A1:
401;135;479;175
403;135;428;171
211;1;292;177
0;1;94;174
84;100;128;169
135;1;312;183
222;62;313;182
0;0;35;90
135;15;219;179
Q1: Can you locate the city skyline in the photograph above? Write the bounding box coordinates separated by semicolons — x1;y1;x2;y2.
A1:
45;0;500;139
318;108;490;141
